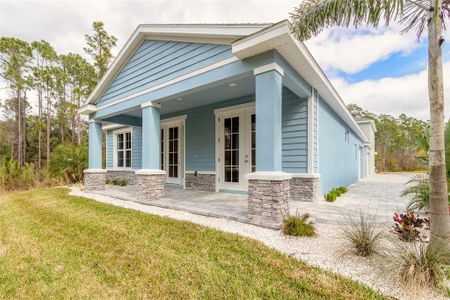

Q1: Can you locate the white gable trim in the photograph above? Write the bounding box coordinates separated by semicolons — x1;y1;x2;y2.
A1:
86;24;269;105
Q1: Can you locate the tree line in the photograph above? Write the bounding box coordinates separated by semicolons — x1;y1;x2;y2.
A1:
347;104;432;173
0;22;117;173
0;21;439;184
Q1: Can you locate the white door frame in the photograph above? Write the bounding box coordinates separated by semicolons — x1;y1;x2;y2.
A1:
161;115;186;186
214;102;255;192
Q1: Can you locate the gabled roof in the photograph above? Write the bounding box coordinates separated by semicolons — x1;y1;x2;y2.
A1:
85;21;368;143
86;23;270;105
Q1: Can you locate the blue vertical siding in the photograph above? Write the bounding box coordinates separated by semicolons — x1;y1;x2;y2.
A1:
106;130;113;168
132;127;142;169
282;88;308;173
318;97;364;194
313;92;319;173
97;40;233;107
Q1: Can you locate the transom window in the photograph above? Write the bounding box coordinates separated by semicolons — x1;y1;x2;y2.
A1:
116;131;131;168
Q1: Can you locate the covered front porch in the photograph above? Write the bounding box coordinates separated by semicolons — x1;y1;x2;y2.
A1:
83;49;320;228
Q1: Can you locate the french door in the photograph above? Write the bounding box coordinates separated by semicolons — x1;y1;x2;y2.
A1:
217;106;255;191
160;120;184;185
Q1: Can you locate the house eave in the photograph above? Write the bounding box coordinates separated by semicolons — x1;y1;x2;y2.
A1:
231;20;370;144
79;104;97;115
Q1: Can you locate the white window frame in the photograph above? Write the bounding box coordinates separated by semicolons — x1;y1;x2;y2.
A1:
160;115;186;186
113;127;133;170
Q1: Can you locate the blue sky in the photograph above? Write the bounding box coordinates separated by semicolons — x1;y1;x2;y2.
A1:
0;0;449;120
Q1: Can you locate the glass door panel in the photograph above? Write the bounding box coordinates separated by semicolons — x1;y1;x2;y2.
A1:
223;116;239;183
168;127;179;180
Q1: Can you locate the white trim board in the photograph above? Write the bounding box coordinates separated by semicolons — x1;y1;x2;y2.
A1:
214;101;255;115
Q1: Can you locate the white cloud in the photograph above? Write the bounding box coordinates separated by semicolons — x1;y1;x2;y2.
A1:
332;61;450;120
306;26;422;74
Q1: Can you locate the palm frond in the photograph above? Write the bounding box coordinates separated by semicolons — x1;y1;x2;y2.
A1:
290;0;406;41
399;0;428;39
290;0;450;41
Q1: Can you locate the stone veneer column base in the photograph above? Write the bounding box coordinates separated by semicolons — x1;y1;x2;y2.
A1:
83;169;107;191
185;172;216;192
247;172;292;229
135;170;166;203
290;174;320;202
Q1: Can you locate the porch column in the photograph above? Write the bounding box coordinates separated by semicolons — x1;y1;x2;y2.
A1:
247;66;291;229
84;120;106;191
136;102;166;203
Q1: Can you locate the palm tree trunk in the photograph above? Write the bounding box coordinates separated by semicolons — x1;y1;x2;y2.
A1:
46;84;51;168
38;87;42;171
428;0;450;243
17;87;23;167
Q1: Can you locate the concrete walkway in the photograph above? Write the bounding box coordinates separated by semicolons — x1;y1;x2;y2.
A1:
291;173;413;224
94;173;413;225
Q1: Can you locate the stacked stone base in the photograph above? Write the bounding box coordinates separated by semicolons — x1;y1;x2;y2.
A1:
290;175;320;202
83;170;106;191
247;177;290;229
136;171;165;203
106;170;136;185
185;172;216;192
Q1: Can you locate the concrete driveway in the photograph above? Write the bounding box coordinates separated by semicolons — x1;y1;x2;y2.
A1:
291;173;414;224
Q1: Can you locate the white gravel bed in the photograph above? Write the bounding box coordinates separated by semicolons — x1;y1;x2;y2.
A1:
69;186;445;300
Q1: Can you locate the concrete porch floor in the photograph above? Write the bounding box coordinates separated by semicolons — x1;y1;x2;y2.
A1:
92;173;412;225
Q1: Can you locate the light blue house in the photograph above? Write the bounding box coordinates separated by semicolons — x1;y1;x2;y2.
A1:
80;21;375;228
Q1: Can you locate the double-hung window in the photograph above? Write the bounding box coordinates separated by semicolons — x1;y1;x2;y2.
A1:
116;131;132;168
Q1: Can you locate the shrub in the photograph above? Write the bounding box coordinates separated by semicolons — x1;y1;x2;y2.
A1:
342;213;383;257
393;211;429;242
325;191;337;202
396;239;450;292
325;186;348;202
282;214;315;237
402;175;450;212
333;188;343;197
0;154;35;190
106;179;128;186
49;143;88;183
336;186;348;194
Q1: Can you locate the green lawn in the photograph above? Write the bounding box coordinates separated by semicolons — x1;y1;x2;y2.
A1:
0;188;388;299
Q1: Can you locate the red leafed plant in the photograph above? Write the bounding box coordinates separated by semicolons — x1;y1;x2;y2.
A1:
393;211;429;242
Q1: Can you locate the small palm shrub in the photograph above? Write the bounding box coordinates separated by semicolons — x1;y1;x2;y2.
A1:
325;191;337;202
342;213;383;257
283;213;315;237
49;143;88;183
402;175;450;212
396;239;450;292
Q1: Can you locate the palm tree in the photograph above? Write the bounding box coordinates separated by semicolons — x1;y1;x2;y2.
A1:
290;0;449;243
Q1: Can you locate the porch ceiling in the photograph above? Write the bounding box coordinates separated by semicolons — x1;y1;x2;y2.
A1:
124;76;256;117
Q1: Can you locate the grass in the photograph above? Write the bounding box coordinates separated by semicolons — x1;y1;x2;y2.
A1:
0;188;388;299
